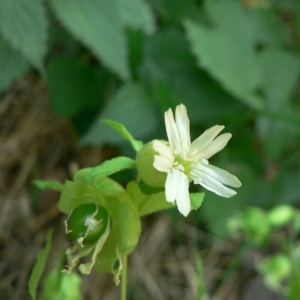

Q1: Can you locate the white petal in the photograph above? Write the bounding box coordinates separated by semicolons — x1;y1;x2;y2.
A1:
175;104;191;157
165;169;191;216
165;170;181;204
154;155;173;172
192;170;237;197
153;140;174;161
197;164;241;188
189;125;224;155
192;133;232;161
175;173;191;217
165;108;181;152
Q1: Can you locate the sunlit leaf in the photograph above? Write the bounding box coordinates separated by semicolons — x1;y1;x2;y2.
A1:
33;180;64;192
83;157;136;181
102;120;143;151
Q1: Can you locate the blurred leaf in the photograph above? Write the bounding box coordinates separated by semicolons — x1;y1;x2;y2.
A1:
41;267;82;300
288;253;300;300
33;180;64;192
255;49;300;159
127;29;146;79
141;28;245;122
0;0;48;71
250;7;287;47
204;0;256;46
184;20;264;109
204;0;286;47
28;229;53;300
267;205;294;227
118;0;155;33
259;49;300;107
277;162;300;205
83;157;136;181
102;120;143;151
193;249;206;300
47;57;104;117
258;253;291;290
201;163;272;238
49;0;130;80
0;36;29;95
81;82;158;145
152;0;203;25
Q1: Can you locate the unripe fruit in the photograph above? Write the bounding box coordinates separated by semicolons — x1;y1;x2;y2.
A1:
66;203;109;244
136;141;167;187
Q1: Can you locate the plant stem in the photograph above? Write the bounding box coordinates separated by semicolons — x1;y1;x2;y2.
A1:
121;255;127;300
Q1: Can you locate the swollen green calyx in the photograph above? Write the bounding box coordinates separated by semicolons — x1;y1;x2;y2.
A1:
136;141;167;187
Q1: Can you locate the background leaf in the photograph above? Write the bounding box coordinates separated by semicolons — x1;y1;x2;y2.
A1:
81;82;158;145
118;0;155;33
102;120;143;151
47;57;105;117
0;0;48;71
184;20;263;109
0;37;29;95
49;0;130;80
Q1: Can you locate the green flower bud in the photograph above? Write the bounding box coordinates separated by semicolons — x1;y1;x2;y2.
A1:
136;141;167;187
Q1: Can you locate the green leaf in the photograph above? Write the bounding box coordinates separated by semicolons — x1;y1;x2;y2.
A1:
41;267;82;300
190;192;205;211
204;0;255;46
141;28;245;122
28;229;53;300
83;157;136;181
118;0;155;33
47;57;104;117
102;120;143;151
105;193;141;254
127;181;174;216
0;0;48;71
184;20;264;109
0;36;29;95
33;180;64;192
49;0;130;80
259;49;300;106
204;0;286;48
81;82;158;145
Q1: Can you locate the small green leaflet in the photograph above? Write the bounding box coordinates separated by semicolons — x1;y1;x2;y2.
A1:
33;180;64;191
190;192;205;211
28;229;53;300
83;157;136;181
102;119;143;151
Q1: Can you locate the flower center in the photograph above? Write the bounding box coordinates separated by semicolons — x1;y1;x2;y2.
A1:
173;156;194;176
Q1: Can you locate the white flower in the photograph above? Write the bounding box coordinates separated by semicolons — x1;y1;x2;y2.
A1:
153;104;241;217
